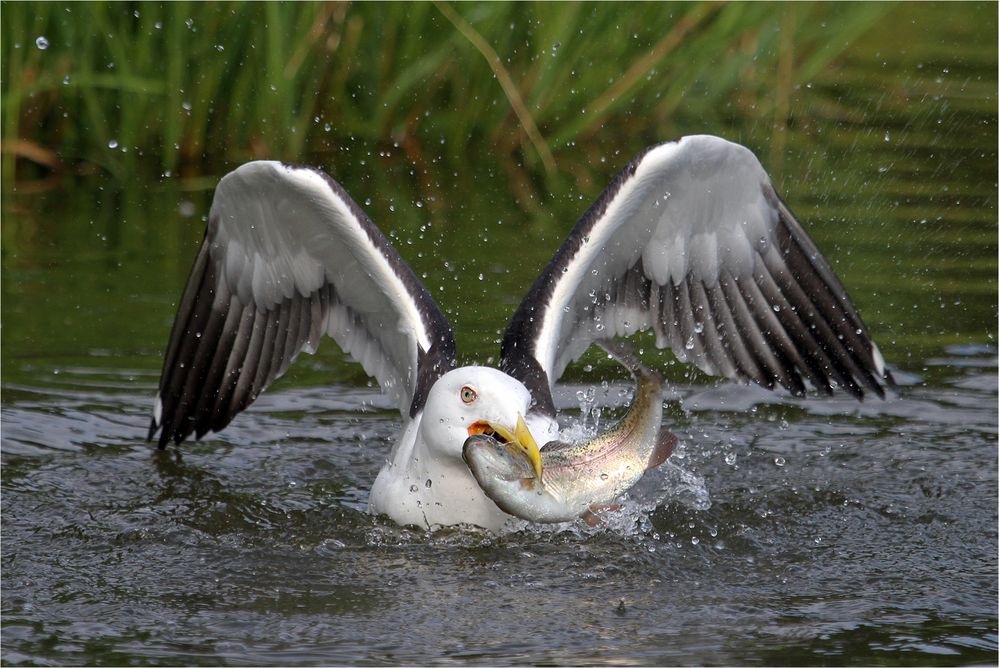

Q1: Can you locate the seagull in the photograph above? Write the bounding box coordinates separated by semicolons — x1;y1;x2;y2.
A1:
148;135;893;531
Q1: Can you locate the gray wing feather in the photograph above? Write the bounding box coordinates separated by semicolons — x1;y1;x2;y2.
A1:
149;161;455;447
501;135;892;416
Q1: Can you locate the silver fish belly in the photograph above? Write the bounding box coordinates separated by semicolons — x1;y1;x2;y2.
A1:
463;342;676;523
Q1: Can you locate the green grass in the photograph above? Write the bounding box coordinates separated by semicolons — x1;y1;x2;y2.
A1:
1;2;996;379
2;1;894;191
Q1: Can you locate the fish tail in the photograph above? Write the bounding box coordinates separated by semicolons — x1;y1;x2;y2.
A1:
596;338;661;382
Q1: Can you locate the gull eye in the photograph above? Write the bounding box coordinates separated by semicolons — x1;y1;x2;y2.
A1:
460;386;477;404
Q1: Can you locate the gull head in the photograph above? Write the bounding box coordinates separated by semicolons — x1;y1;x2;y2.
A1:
418;366;540;472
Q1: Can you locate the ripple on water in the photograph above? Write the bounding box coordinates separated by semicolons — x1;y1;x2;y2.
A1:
2;347;997;665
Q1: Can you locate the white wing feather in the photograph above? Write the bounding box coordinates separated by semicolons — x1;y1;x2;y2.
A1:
501;135;891;415
150;161;454;446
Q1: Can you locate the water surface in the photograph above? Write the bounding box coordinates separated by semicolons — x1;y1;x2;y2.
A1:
2;5;997;666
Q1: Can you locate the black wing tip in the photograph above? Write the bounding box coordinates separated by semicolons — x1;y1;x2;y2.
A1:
146;421;176;450
758;342;893;401
147;411;203;450
147;404;174;449
864;340;896;400
148;425;173;450
787;381;809;399
148;425;205;450
811;364;893;402
868;365;896;400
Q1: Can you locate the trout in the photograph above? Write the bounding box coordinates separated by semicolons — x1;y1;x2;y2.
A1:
463;340;676;523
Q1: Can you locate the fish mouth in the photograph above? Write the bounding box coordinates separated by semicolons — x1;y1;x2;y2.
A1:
467;415;543;481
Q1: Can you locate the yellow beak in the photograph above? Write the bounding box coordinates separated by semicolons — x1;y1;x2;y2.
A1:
467;415;543;480
511;415;543;481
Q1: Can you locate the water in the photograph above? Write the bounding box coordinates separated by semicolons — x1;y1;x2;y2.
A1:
2;6;997;666
2;358;996;665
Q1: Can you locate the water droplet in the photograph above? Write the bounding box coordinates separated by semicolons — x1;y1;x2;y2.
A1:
774;456;786;467
424;479;432;488
181;101;192;111
62;75;71;85
107;139;119;149
883;131;891;142
600;473;609;481
691;536;700;545
724;452;737;466
35;36;49;50
551;41;561;56
409;484;419;493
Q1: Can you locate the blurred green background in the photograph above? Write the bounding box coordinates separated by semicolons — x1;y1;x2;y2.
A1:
1;2;919;190
2;1;996;389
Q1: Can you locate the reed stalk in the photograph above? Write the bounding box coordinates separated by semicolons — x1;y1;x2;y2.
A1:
2;1;894;193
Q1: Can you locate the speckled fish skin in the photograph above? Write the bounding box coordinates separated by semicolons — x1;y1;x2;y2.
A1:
463;341;676;523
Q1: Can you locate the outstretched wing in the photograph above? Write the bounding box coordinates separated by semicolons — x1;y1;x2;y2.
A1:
149;161;455;447
500;135;892;417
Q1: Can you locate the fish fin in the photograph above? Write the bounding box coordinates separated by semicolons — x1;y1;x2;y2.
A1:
647;428;677;470
539;440;573;453
518;477;541;491
581;503;623;527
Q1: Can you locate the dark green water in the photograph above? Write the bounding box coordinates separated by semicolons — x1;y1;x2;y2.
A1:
2;5;997;666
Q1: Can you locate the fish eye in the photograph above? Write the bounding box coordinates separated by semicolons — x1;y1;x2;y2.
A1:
460;386;477;404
